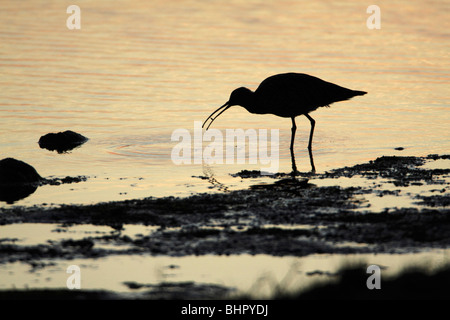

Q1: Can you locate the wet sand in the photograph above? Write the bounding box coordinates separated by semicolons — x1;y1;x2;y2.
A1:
0;154;449;299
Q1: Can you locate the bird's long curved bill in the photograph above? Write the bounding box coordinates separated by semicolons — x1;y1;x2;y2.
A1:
202;102;230;130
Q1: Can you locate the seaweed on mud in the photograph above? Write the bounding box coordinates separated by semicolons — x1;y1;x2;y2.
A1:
415;194;450;207
323;155;450;187
0;155;449;269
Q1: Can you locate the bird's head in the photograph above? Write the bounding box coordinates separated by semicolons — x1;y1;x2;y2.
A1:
228;87;253;107
202;87;254;130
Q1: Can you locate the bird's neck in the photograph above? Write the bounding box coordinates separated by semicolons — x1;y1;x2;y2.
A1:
243;95;271;114
240;93;257;113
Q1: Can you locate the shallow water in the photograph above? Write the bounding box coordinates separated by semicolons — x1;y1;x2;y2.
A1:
1;247;448;298
1;0;449;207
1;0;449;300
0;221;448;294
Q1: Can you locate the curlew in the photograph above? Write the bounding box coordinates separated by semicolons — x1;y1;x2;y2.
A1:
203;73;367;173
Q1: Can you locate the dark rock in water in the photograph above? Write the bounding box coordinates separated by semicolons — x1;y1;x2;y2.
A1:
45;175;88;186
230;170;263;179
0;158;42;184
38;130;88;153
0;158;42;204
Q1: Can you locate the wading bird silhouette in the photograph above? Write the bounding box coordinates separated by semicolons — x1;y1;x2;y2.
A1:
202;73;367;174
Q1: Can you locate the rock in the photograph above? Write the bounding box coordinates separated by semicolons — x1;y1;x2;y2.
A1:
38;130;88;153
0;158;42;185
0;158;42;204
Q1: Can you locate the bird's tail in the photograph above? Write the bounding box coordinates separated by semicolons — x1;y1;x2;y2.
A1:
352;90;367;96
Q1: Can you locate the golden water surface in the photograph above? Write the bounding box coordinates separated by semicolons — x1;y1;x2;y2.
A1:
1;0;449;206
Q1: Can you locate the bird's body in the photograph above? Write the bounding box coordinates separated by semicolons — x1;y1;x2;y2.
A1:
203;72;367;173
252;73;366;117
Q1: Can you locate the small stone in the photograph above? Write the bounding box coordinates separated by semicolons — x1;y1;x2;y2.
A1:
38;130;88;153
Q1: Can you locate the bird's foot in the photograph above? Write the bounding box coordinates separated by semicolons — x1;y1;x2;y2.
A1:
290;169;301;178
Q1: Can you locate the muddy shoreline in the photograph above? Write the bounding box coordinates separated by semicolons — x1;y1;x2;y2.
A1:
0;154;449;299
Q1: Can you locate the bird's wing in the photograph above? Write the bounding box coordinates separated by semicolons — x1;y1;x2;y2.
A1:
255;73;359;114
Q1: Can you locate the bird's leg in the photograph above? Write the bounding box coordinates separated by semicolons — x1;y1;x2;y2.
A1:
308;147;316;173
290;117;298;176
304;114;316;173
304;114;315;151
